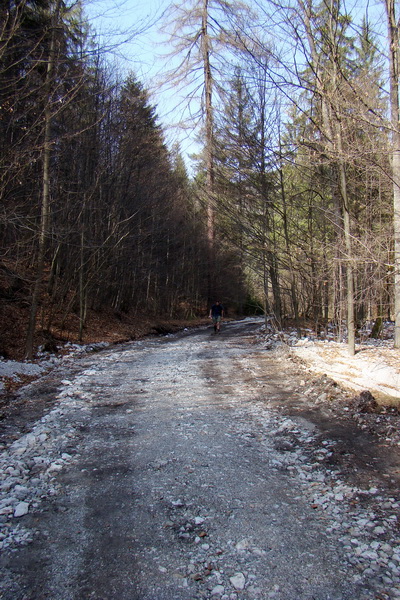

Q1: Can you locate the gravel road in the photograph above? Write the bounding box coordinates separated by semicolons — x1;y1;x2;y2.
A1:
1;320;400;600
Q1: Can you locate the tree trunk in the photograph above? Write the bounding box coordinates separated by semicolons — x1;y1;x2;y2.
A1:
201;0;216;301
202;19;214;243
385;0;400;348
25;2;60;358
279;161;300;335
340;162;355;355
263;259;270;321
79;230;87;342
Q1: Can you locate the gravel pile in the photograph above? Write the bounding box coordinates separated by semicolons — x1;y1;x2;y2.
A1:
0;391;81;549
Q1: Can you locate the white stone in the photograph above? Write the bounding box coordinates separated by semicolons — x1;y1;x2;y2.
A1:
48;463;63;473
14;502;29;517
252;547;266;556
211;585;225;595
230;573;246;590
236;539;250;550
374;526;386;535
24;433;38;447
171;499;184;507
361;550;379;560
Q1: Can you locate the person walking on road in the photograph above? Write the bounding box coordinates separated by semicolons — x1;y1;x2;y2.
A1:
209;300;224;333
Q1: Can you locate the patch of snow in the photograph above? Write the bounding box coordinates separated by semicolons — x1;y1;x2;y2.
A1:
0;360;45;379
0;341;110;390
291;340;400;400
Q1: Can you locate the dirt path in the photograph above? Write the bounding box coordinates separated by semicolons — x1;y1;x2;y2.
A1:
0;321;399;599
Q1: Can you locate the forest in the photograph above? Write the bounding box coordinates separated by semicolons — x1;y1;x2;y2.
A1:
1;0;400;360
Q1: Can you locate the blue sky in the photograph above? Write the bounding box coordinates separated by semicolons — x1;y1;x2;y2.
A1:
85;0;201;167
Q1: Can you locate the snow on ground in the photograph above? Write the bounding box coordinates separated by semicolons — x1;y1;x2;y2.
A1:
253;318;400;403
0;342;110;394
290;340;400;403
0;361;44;381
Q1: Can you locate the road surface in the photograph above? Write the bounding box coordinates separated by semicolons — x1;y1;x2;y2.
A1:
1;320;399;599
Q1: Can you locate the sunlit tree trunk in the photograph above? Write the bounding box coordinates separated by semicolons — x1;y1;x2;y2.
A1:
385;0;400;348
338;155;355;354
201;0;215;246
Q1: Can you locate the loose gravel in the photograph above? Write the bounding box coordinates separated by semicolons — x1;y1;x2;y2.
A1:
0;321;399;599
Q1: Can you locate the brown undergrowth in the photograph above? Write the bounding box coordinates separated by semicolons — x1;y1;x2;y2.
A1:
0;302;208;362
0;259;209;361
